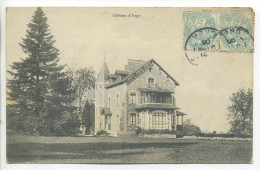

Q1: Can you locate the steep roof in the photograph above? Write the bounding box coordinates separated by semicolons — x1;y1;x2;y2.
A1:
106;59;179;89
97;61;110;82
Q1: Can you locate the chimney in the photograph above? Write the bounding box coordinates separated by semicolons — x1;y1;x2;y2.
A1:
125;59;145;71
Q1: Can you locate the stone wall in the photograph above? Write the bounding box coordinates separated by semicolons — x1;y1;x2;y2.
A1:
106;83;127;135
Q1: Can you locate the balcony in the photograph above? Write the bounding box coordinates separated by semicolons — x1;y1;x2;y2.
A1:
147;83;158;89
138;88;174;105
135;103;179;110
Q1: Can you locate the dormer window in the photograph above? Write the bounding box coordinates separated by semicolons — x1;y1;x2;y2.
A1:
148;77;154;84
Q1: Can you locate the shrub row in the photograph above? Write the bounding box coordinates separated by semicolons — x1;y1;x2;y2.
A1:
136;127;175;135
195;133;252;138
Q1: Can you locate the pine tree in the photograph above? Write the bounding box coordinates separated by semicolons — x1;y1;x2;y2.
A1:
7;7;76;135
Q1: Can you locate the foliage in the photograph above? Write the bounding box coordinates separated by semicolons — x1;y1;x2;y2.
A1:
82;101;95;134
96;130;108;137
135;127;142;135
227;88;253;136
73;68;95;110
67;67;95;134
196;132;251;138
135;128;175;135
7;7;78;136
183;119;201;136
55;112;81;136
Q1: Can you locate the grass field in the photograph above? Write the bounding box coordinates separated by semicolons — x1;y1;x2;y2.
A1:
6;134;252;164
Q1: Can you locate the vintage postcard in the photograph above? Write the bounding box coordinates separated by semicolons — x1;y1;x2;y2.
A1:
5;7;253;164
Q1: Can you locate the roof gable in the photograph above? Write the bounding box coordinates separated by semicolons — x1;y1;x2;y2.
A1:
105;59;179;89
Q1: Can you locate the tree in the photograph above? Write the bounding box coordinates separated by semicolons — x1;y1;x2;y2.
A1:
7;7;79;135
227;88;253;136
82;101;95;135
183;119;201;136
68;67;95;134
73;68;95;112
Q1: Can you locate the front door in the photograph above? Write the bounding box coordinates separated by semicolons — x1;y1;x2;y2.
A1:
105;115;111;131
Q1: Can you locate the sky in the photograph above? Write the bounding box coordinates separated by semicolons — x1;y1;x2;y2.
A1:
6;7;253;133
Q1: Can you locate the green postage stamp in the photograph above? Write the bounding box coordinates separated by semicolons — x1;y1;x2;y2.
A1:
184;9;254;53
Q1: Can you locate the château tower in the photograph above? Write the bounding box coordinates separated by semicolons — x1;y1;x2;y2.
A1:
95;59;110;133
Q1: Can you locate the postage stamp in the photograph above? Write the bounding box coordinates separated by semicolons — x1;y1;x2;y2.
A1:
184;11;218;51
184;9;254;66
184;10;254;53
219;12;254;52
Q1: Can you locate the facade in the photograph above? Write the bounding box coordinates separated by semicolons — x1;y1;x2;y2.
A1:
94;59;185;136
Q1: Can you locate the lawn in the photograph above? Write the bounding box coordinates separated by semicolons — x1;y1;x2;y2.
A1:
6;134;252;164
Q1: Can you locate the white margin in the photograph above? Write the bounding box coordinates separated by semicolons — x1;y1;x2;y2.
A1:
0;0;259;170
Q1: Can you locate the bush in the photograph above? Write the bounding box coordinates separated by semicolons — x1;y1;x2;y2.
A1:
96;130;108;137
135;128;175;135
195;133;252;138
183;119;201;136
135;127;142;135
55;113;81;136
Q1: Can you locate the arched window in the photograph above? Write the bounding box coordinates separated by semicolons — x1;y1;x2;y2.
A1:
105;114;111;130
129;92;136;104
130;113;136;125
148;77;154;84
116;94;119;105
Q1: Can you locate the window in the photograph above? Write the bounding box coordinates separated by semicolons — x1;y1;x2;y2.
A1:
141;93;146;103
116;94;119;105
105;115;111;130
150;93;156;103
148;77;154;84
129;92;136;104
137;113;140;125
108;97;111;107
149;67;152;72
152;112;166;129
130;113;136;125
162;96;166;103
